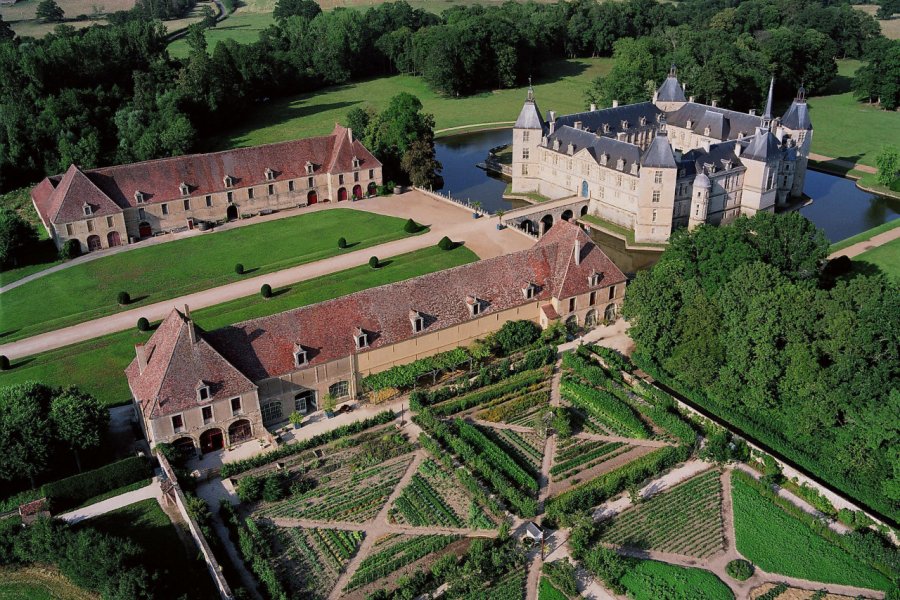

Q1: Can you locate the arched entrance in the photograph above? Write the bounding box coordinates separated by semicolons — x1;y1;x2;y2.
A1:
580;205;588;217
561;209;573;222
565;315;578;331
540;214;554;234
520;219;536;235
138;221;152;238
307;190;318;205
87;235;102;252
605;303;617;321
367;182;377;196
199;428;224;454
584;309;598;328
172;436;196;458
107;231;121;247
338;187;348;201
226;204;238;220
295;389;316;413
581;180;589;197
227;419;252;445
352;184;362;199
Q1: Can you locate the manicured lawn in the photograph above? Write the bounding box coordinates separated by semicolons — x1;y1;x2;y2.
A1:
204;57;615;150
731;472;893;591
830;218;900;252
855;236;900;279
83;498;218;599
0;566;95;600
538;577;569;600
808;60;900;168
0;208;418;342
619;560;733;600
0;244;477;406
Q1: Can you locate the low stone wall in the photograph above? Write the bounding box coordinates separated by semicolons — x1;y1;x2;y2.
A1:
414;186;491;217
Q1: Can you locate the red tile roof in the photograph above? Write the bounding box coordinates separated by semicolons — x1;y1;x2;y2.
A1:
32;126;380;226
33;165;125;225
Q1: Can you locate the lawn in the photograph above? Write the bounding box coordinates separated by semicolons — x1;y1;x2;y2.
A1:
0;243;477;406
82;498;218;599
0;566;95;600
855;236;900;279
619;560;733;600
0;208;419;342
168;10;276;58
808;59;900;168
730;472;893;591
538;577;569;600
829;218;900;252
204;57;615;150
854;5;900;40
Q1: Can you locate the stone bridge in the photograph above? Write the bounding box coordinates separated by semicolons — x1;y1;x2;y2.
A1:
500;196;590;237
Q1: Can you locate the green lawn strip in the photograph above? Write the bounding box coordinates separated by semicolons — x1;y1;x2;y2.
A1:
730;472;893;591
65;478;151;511
204;57;614;150
0;245;477;407
853;236;900;280
619;560;733;600
830;219;900;253
808;59;900;168
81;498;218;599
579;214;667;249
856;172;900;199
0;209;418;342
538;577;569;600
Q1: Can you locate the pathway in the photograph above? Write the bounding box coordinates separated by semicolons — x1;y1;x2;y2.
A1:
435;121;514;135
808;153;877;174
829;225;900;259
58;478;161;524
0;191;533;360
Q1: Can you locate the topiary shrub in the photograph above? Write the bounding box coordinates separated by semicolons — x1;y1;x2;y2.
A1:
725;559;753;581
260;284;272;298
369;256;379;269
137;317;150;332
438;236;454;250
117;291;130;305
235;263;244;275
0;355;9;371
59;239;81;260
338;237;347;249
404;218;421;233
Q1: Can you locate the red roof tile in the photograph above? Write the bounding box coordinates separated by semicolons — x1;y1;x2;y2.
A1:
535;223;627;299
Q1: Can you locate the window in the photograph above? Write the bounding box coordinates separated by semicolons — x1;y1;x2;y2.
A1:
338;174;344;185
162;203;169;216
223;176;233;188
135;191;146;204
83;204;92;216
265;168;274;181
248;188;254;200
138;208;146;220
226;191;233;203
368;169;374;179
568;298;576;312
205;195;212;207
523;131;530;142
179;182;189;196
294;347;307;367
261;401;282;423
522;148;529;160
412;314;424;333
652;209;657;222
609;285;616;300
202;406;213;424
183;199;190;210
87;219;94;232
288;180;295;192
329;381;350;398
268;184;274;196
66;223;73;236
354;171;359;182
307;177;313;188
589;291;597;305
355;331;368;349
230;397;242;415
295;390;315;413
652;190;660;203
352;157;360;169
523;284;536;300
521;164;529;176
589;273;601;286
567;159;572;171
306;162;314;175
629;179;636;191
295;396;307;414
654;170;663;184
171;414;184;433
106;216;114;227
198;386;210;401
616;175;622;187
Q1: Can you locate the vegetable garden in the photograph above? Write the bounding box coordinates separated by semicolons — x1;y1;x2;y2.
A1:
389;459;492;529
551;437;629;481
268;525;364;599
345;534;457;592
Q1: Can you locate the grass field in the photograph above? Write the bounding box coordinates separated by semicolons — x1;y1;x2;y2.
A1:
808;60;900;168
830;218;900;252
205;57;614;150
0;208;418;341
83;498;218;599
855;236;900;279
0;566;96;600
538;577;569;600
0;0;136;38
731;472;893;591
0;243;477;405
854;5;900;40
619;560;733;600
168;10;275;58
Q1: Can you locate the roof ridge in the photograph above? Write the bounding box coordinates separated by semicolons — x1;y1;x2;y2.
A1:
151;313;187;408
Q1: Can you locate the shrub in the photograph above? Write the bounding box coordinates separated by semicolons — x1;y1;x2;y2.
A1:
369;256;379;269
59;239;81;260
404;218;421;233
493;320;541;355
0;355;8;371
116;291;130;305
726;559;753;581
260;283;272;298
42;456;151;512
237;476;263;503
438;236;454;250
262;472;289;502
235;263;244;275
136;317;150;332
338;237;347;249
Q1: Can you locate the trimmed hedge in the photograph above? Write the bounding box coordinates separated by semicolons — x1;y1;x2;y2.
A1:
137;317;150;332
338;237;347;249
438;236;454;250
404;218;422;233
369;256;380;268
260;283;272;298
117;291;130;305
235;263;244;275
42;456;151;512
220;411;396;478
0;355;8;370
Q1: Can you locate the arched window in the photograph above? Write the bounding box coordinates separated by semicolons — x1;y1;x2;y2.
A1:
581;181;589;198
329;381;349;399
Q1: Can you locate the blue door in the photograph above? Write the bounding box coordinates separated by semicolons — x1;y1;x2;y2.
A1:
581;181;589;197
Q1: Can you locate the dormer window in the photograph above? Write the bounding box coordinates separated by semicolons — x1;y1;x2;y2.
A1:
305;161;314;175
687;119;694;129
224;176;234;188
352;156;360;169
293;344;307;367
179;182;190;196
354;327;368;349
704;126;711;136
567;144;575;155
630;163;639;175
639;117;647;126
465;295;482;317
134;191;146;204
723;160;732;171
602;123;610;133
82;203;92;216
600;153;609;166
616;158;625;171
522;283;537;300
589;272;602;287
409;310;424;333
621;120;629;129
196;381;211;402
553;139;560;151
265;168;275;181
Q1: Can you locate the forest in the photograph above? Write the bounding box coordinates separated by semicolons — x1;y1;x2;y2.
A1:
0;0;895;193
622;212;900;523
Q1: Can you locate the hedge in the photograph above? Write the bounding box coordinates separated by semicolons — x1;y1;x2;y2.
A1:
362;347;471;392
220;411;396;478
42;456;152;512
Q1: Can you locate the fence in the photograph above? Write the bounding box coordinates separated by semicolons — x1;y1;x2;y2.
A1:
157;453;235;599
414;186;491;217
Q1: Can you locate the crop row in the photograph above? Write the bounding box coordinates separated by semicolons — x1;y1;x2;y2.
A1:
345;535;456;591
467;570;525;600
551;442;624;477
456;420;538;492
477;390;549;423
431;368;550;415
496;429;544;464
561;379;648;439
556;437;606;462
393;473;464;528
563;350;618;388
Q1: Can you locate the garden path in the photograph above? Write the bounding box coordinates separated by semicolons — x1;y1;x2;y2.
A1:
808;153;877;175
828;225;900;259
58;478;161;524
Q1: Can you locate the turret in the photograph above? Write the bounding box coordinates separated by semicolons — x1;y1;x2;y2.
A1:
688;172;711;230
654;64;687;112
761;77;774;130
511;80;546;194
780;84;813;199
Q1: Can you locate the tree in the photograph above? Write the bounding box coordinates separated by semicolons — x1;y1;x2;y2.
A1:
400;139;442;188
345;106;372;138
35;0;65;22
875;145;900;187
0;207;38;268
876;0;900;20
50;388;108;471
0;383;54;486
274;0;321;21
0;15;14;41
493;320;541;355
200;4;218;29
853;38;900;110
365;93;437;183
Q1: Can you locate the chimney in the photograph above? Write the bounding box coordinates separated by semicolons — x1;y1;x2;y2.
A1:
574;239;582;265
689;95;695;103
549;121;555;135
682;82;686;91
589;103;597;112
135;343;148;375
184;304;197;344
574;121;582;130
734;143;742;158
652;91;658;103
549;110;556;122
749;108;756;116
711;99;718;108
612;100;619;108
702;140;711;153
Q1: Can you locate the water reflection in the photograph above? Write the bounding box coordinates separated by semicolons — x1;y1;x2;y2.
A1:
799;170;900;242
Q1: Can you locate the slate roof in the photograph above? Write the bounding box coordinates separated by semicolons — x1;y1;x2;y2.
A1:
125;308;257;419
742;129;782;162
680;140;744;178
640;132;677;168
656;76;686;102
32;125;380;226
546;126;642;174
781;100;812;131
515;98;546;130
666;103;761;142
554;102;662;139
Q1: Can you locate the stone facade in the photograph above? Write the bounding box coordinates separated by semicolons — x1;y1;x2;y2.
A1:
512;69;813;243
